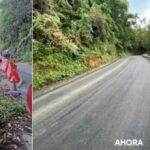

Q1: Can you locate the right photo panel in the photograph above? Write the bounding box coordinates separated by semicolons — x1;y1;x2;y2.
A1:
33;0;150;150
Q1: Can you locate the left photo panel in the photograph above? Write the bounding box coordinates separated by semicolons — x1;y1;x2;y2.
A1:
0;0;32;150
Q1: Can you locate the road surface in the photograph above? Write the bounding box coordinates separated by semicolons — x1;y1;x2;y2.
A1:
33;56;150;150
17;63;32;99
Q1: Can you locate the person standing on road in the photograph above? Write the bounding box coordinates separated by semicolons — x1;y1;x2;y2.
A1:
2;49;11;59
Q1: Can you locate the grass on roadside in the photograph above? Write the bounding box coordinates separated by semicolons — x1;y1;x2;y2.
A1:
33;47;130;90
0;100;26;127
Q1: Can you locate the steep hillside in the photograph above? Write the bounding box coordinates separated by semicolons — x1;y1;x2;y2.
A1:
0;0;32;62
33;0;150;90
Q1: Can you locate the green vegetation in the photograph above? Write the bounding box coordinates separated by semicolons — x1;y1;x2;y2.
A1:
0;100;26;126
0;0;32;62
33;0;150;90
131;26;150;54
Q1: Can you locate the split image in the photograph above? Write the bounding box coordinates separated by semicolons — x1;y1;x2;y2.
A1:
0;0;150;150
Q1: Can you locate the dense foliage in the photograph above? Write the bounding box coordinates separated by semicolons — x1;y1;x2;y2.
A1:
33;0;150;89
132;26;150;54
0;0;32;61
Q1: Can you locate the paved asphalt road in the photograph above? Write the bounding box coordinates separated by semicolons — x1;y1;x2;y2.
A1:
33;56;150;150
17;63;32;99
